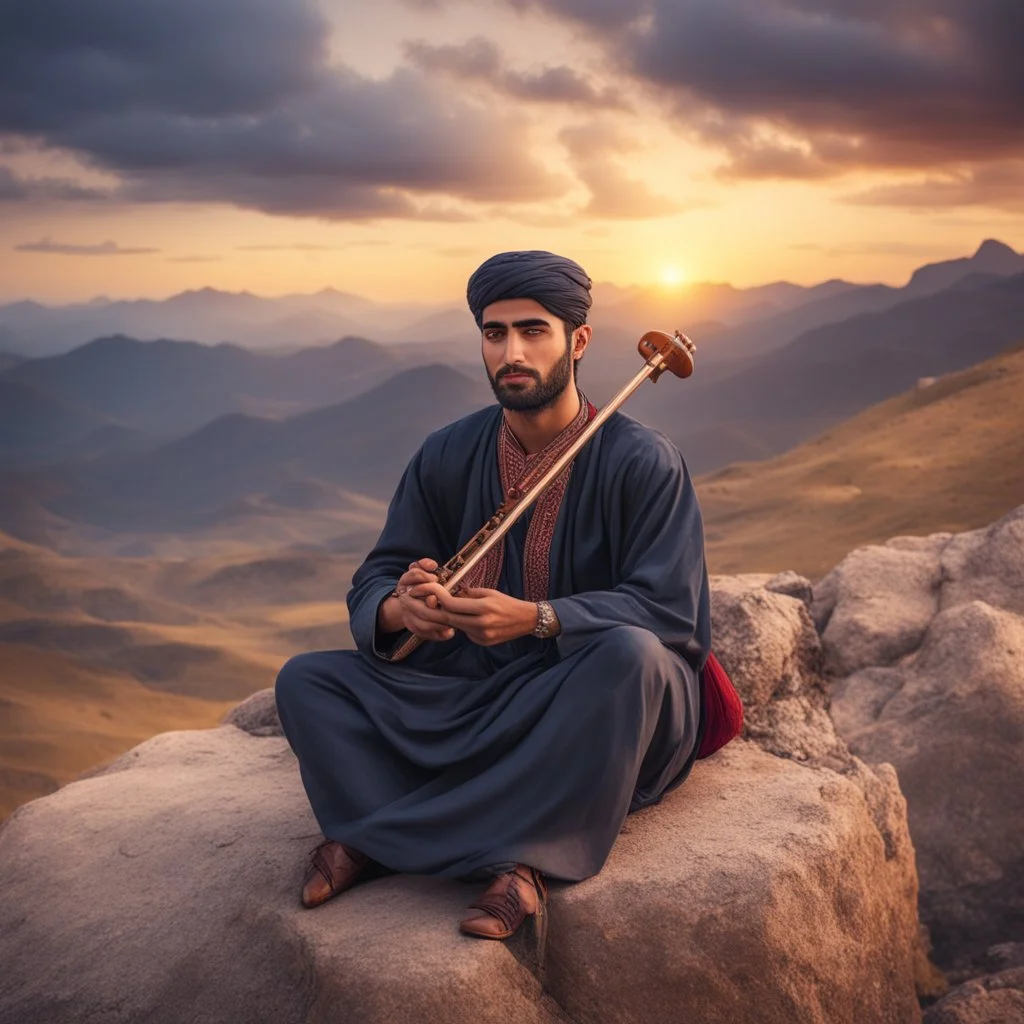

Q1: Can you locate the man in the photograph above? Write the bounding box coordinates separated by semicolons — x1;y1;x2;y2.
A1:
275;249;711;941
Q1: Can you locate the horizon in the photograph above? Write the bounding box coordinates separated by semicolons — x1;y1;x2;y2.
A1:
2;236;1018;310
3;3;1023;304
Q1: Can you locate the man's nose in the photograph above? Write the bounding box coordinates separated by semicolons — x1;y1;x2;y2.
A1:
504;330;527;364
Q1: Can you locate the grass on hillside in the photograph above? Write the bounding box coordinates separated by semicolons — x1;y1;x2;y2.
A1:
697;343;1024;579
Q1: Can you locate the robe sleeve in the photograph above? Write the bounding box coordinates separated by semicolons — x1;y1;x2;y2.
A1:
547;433;710;665
346;441;452;660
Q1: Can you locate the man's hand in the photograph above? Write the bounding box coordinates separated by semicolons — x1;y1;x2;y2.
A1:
377;558;455;642
406;581;538;646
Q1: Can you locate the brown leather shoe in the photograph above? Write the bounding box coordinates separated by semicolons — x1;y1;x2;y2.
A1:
300;839;371;909
459;864;547;940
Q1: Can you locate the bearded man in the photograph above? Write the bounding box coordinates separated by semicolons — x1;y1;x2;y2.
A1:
275;249;711;940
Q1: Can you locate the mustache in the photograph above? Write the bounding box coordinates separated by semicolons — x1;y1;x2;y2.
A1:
495;365;540;382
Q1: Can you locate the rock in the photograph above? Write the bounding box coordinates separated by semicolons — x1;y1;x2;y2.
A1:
923;967;1024;1024
813;546;944;676
764;570;814;608
0;728;566;1024
710;575;849;768
822;505;1024;970
939;507;1024;617
222;686;281;736
0;727;925;1024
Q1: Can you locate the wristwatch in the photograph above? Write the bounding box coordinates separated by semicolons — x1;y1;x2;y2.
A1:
532;600;560;639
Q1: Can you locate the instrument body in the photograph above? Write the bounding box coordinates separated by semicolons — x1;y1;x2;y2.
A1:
386;330;696;662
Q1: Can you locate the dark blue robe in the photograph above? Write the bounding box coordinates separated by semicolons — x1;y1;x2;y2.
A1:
275;406;711;882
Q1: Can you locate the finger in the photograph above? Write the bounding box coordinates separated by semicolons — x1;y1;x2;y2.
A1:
405;605;451;629
439;610;493;630
399;568;437;587
407;581;451;603
458;587;500;600
412;624;456;642
433;591;490;616
410;558;439;571
407;583;458;615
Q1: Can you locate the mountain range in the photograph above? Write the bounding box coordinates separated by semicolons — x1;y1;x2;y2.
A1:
5;239;1021;359
2;238;1024;546
1;334;402;446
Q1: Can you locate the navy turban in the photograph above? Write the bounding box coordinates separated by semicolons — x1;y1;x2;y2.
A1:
466;250;592;330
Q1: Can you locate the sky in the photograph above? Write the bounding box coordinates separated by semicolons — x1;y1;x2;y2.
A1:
1;0;1022;304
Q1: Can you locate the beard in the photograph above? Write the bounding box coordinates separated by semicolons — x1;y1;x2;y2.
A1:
487;343;574;413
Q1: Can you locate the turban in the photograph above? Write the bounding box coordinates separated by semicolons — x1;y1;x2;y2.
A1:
466;250;592;330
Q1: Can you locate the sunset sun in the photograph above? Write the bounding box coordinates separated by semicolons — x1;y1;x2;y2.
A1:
659;266;686;288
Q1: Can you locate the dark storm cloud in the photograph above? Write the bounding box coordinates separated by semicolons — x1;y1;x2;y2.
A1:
510;0;1024;190
15;237;159;255
0;0;565;219
405;37;627;109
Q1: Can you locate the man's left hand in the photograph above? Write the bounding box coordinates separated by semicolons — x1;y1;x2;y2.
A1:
406;583;537;646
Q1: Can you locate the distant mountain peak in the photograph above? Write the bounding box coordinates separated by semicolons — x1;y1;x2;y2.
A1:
905;238;1024;296
973;238;1018;259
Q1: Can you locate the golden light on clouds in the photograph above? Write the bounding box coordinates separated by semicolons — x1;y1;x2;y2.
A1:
1;0;1022;304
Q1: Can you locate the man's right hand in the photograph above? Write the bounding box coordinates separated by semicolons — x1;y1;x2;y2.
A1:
378;558;455;642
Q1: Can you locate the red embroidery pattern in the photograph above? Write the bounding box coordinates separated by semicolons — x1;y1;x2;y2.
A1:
463;393;594;601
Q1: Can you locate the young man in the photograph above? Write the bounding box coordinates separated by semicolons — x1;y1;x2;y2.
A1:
275;250;711;940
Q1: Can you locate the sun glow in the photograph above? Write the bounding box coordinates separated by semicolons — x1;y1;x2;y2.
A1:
659;265;686;288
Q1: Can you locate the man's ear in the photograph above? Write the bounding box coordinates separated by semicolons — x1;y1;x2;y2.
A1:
573;324;592;361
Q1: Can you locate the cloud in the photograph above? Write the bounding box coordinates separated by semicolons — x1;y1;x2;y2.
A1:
405;37;627;109
790;241;954;257
560;124;687;219
14;237;159;255
511;0;1024;192
0;0;566;220
843;163;1024;213
0;165;110;202
166;255;223;263
235;241;388;251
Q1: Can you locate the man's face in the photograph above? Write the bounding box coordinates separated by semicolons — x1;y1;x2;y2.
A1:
480;298;577;412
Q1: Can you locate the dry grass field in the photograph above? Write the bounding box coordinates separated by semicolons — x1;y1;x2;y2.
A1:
0;531;357;818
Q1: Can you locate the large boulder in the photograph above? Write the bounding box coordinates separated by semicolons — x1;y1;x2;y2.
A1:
817;506;1024;971
0;575;931;1023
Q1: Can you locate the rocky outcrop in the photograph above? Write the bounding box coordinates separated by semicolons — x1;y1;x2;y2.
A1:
0;576;929;1023
923;967;1024;1024
815;506;1024;971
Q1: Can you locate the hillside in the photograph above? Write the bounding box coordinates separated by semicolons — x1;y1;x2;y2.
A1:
0;532;360;818
697;343;1024;578
31;363;490;533
0;378;119;462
